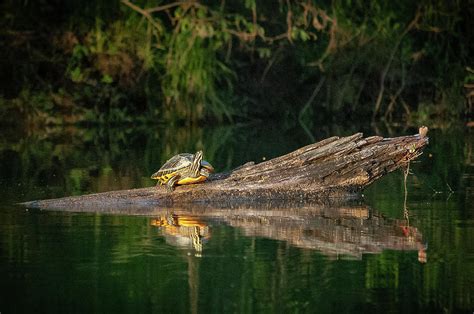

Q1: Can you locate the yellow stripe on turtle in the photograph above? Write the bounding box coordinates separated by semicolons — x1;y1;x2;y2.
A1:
155;171;179;184
176;175;208;185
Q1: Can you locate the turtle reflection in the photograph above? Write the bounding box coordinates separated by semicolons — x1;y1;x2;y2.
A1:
151;214;210;255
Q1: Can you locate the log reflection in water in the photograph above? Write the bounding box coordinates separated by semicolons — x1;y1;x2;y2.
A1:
147;203;426;261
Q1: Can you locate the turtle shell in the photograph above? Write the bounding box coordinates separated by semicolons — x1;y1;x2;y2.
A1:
151;153;194;179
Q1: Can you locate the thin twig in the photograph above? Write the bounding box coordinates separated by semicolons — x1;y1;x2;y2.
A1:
260;46;283;83
372;10;421;120
121;0;163;31
298;76;326;142
384;62;406;121
400;98;412;117
286;0;293;42
146;1;191;14
446;183;454;194
429;186;442;196
403;161;410;225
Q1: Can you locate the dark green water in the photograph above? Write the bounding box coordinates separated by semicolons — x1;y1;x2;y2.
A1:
1;124;473;313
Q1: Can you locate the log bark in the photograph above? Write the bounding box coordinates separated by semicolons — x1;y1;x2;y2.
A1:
21;129;429;210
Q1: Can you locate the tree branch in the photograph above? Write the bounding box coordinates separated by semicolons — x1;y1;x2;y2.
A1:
372;10;421;120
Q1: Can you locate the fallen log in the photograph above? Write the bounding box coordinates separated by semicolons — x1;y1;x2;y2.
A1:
21;127;429;210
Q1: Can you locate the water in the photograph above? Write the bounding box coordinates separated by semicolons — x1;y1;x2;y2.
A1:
0;124;473;313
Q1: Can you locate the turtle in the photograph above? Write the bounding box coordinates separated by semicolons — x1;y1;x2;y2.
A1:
151;150;214;191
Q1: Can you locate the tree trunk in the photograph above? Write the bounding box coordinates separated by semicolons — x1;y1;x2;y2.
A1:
21;129;429;210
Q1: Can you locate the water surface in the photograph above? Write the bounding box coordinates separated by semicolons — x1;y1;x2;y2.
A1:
0;124;473;313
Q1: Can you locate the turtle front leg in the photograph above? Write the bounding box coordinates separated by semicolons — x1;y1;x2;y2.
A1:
156;177;167;186
166;175;180;192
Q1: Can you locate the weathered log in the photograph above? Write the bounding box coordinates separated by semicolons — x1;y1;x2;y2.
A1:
21;128;429;210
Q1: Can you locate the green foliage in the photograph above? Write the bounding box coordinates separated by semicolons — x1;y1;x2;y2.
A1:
465;67;474;84
0;0;471;125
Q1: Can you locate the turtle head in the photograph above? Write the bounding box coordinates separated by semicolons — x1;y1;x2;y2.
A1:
200;160;214;173
194;150;203;161
191;150;204;175
150;170;160;180
200;160;214;178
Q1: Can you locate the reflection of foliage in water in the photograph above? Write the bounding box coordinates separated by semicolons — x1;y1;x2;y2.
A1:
0;205;472;312
365;127;472;209
0;123;313;201
363;128;474;312
1;125;471;204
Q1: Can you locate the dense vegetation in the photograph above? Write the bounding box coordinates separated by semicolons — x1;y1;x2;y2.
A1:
1;0;473;126
2;3;472;312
